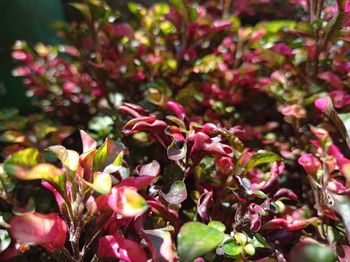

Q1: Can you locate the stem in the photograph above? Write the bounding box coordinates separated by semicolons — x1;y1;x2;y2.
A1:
91;255;101;262
319;11;341;52
79;229;102;261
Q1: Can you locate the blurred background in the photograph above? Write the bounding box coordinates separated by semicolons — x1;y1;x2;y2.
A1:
0;0;160;110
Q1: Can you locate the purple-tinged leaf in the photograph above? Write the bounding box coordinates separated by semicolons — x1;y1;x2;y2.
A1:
166;101;186;120
273;188;298;201
298;154;321;176
162;180;187;204
117;176;155;190
137;160;160;177
143;228;175;262
80;130;97;153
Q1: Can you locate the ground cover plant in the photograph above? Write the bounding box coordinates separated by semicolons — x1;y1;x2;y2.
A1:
2;0;350;261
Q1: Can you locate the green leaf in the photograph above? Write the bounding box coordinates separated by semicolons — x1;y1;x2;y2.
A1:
0;131;26;143
208;221;226;232
160;21;176;34
316;99;350;149
169;0;185;10
244;243;255;256
257;20;297;33
0;164;16;193
338;112;350;148
112;151;124;166
246;150;280;171
329;192;350;244
153;3;170;16
251;234;270;249
47;146;80;172
234;233;248;246
222;240;243;257
70;2;92;21
177;222;225;262
194;55;223;73
290;243;336;262
93;138;124;172
176;84;203;104
86;172;111;194
4;148;39;169
0;229;10;252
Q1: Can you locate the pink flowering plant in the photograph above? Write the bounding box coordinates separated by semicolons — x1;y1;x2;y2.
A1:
2;0;350;261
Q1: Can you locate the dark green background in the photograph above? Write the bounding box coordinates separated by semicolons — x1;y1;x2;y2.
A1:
0;0;164;110
0;0;65;110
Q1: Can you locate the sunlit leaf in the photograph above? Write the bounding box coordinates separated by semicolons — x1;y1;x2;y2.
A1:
4;148;39;169
25;164;64;185
222;240;243;257
86;172;112;194
10;213;67;252
47;146;79;172
246;150;280;171
177;222;225;262
80;130;97;153
0;131;26;143
208;221;226;232
107;187;148;217
93;138;124;172
0;229;10;252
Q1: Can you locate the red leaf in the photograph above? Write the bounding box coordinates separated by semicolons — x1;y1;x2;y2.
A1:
10;213;67;252
166;101;186;120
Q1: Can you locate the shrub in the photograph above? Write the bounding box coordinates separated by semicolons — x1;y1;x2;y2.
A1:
2;0;350;261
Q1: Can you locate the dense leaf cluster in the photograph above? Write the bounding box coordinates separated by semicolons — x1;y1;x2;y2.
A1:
2;0;350;261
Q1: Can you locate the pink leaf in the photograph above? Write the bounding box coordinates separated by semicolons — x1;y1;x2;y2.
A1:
298;154;321;176
80;130;97;153
117;176;155;190
166;101;186;120
98;234;147;262
317;71;344;89
137;160;160;177
106;187;148;217
10;213;67;252
315;96;333;113
123;116;167;135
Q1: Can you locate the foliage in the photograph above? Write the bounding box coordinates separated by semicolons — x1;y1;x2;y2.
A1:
2;0;350;261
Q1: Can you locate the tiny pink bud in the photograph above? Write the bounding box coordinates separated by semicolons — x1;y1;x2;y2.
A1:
314;96;332;113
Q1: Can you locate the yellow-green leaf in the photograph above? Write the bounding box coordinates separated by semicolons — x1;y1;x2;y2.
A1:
86;172;112;194
107;187;148;217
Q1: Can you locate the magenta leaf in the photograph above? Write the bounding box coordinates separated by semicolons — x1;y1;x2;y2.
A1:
166;101;187;120
98;234;147;262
